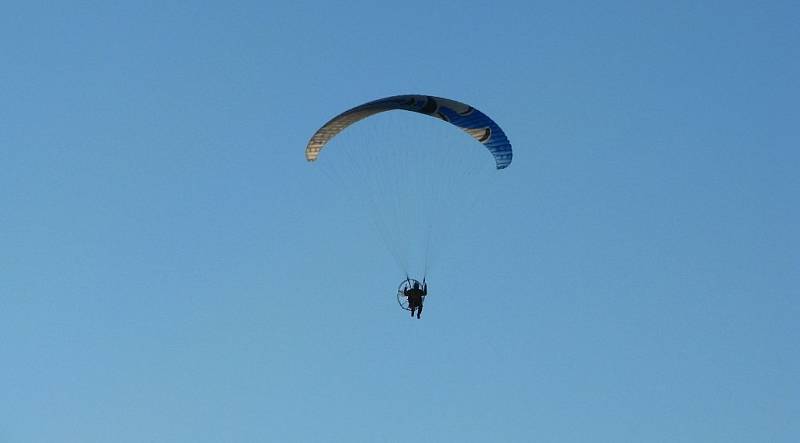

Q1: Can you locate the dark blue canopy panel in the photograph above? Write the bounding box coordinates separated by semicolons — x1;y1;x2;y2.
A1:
305;95;512;169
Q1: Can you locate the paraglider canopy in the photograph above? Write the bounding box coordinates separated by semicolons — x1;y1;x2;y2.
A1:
306;95;512;169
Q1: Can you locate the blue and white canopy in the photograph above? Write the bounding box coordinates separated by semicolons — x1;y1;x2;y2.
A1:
305;95;512;169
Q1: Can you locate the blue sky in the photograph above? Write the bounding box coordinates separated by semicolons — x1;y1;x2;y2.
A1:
1;1;798;441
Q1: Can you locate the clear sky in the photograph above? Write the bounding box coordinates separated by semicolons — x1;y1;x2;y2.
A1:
1;1;798;442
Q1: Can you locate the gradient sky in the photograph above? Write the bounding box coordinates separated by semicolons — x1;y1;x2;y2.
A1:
1;1;798;442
